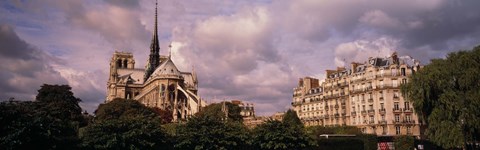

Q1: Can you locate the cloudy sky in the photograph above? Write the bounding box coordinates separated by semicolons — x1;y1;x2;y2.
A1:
1;0;480;115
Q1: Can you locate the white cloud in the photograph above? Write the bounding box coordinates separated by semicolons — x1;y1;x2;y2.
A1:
334;37;399;66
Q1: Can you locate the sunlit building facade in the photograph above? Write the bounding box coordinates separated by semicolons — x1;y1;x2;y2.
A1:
292;53;423;137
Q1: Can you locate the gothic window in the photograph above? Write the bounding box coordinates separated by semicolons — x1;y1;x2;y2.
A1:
117;59;122;68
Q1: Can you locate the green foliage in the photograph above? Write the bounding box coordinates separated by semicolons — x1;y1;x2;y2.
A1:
175;116;251;150
312;138;364;150
151;107;173;124
283;109;302;127
252;119;310;150
357;134;377;150
394;135;414;150
81;98;169;149
36;84;83;123
196;102;243;122
94;98;161;122
304;126;362;140
0;84;84;149
80;118;168;150
401;46;480;149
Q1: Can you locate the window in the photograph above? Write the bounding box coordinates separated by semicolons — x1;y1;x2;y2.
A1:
407;126;412;134
370;116;374;122
393;91;399;98
406;114;412;122
395;114;400;122
362;105;365;111
383;126;387;134
394;102;399;110
392;68;397;76
396;126;401;135
402;78;407;84
401;68;406;76
392;79;398;87
381;115;385;121
379;91;384;99
380;103;384;109
405;102;410;110
369;105;373;110
380;69;384;76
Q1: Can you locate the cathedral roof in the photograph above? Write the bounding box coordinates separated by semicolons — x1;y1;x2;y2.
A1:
150;58;182;79
117;68;145;84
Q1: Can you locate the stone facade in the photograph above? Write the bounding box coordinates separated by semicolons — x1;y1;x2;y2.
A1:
106;3;205;122
292;52;424;137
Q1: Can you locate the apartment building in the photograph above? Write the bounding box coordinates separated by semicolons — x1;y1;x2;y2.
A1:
292;52;423;137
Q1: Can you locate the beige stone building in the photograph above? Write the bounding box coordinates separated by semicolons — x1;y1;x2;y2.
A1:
231;100;255;118
292;53;424;137
106;3;205;122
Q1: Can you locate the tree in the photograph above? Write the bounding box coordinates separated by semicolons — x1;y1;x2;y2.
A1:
36;84;83;123
283;109;302;127
175;116;251;150
394;135;414;150
195;101;243;122
94;98;160;122
1;84;84;149
80;99;169;149
401;46;480;149
151;107;173;124
80;118;168;150
252;119;310;150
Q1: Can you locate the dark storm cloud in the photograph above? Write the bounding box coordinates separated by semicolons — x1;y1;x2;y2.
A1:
0;24;68;100
103;0;140;8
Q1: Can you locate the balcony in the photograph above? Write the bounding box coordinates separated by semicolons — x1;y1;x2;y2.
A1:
402;120;415;124
376;84;395;90
367;109;375;114
393;108;402;113
378;120;387;124
368;98;374;103
378;108;386;114
403;108;413;113
393;119;401;124
351;111;357;116
361;110;367;115
334;113;340;118
291;101;303;106
393;95;400;99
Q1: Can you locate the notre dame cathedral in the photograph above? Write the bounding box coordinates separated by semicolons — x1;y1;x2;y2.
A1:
106;3;205;122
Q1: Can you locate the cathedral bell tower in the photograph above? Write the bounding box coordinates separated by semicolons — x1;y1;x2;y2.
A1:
144;0;161;82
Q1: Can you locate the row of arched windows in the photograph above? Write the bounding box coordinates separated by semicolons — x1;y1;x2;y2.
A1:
116;59;129;68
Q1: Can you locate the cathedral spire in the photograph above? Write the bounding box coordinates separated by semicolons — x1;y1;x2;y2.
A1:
144;0;160;82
